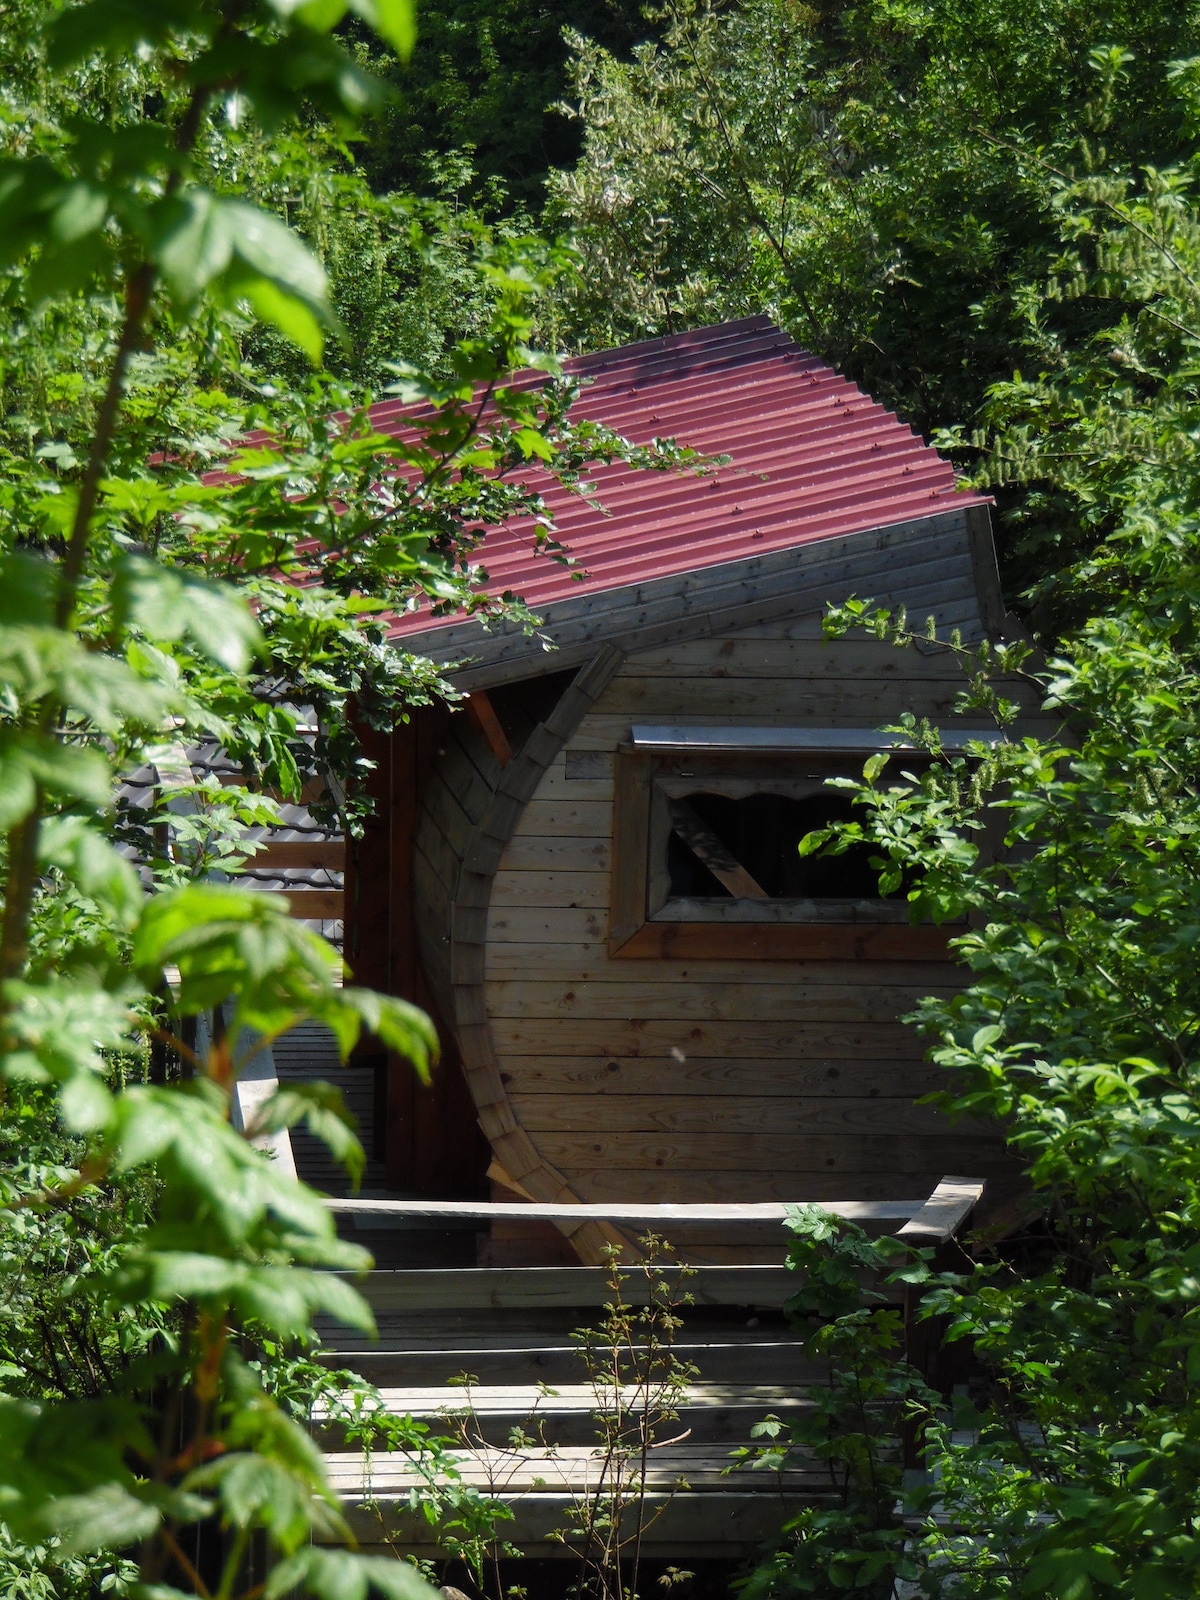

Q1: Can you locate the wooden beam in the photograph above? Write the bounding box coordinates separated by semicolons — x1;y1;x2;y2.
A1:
668;798;769;899
466;691;513;765
896;1175;984;1242
246;840;344;869
346;1263;828;1311
325;1197;921;1224
253;889;343;918
613;919;954;962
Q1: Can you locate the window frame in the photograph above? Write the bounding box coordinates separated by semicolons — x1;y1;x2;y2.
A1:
609;735;970;962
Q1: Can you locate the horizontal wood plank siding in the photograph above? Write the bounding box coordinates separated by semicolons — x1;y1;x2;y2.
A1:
400;515;1020;1250
479;537;1018;1228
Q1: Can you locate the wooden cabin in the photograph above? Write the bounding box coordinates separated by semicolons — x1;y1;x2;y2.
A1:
343;316;1028;1272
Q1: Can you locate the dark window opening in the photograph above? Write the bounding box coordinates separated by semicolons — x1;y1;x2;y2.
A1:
666;792;890;900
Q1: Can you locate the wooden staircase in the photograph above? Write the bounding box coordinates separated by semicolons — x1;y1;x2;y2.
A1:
312;1185;981;1561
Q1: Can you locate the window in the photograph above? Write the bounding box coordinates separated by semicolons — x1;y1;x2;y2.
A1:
609;726;990;961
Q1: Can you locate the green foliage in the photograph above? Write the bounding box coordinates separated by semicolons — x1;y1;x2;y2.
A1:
0;1;705;1595
734;1212;937;1600
555;1237;697;1600
738;143;1200;1594
359;0;660;209
548;0;1200;446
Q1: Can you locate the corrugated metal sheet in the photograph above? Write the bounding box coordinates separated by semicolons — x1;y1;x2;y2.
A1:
378;316;988;642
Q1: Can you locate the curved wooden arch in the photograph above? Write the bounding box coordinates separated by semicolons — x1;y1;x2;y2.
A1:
415;647;627;1264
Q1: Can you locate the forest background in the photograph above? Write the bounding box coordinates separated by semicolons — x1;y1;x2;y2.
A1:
4;1;1200;1598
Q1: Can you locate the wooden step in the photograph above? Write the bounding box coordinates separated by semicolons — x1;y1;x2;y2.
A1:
315;1380;812;1448
328;1441;819;1496
342;1492;829;1560
319;1328;817;1388
344;1263;899;1313
326;1442;829;1556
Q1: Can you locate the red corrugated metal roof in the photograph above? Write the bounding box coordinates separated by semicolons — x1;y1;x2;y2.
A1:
378;316;988;642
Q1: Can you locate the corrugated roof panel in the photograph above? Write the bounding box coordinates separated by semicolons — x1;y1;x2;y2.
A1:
367;315;987;643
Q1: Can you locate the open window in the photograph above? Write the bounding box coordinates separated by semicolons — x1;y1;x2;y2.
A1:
610;725;992;961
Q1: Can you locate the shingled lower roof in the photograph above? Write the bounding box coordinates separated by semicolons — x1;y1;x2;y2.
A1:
380;316;987;673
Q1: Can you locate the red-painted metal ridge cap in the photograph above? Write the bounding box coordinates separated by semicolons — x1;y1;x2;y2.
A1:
376;317;989;645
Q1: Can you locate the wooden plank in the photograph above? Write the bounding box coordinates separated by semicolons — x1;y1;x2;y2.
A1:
896;1175;985;1241
590;678;973;720
317;1380;810;1447
532;765;612;801
484;903;957;965
421;767;479;853
613;920;956;963
508;1093;979;1138
326;1442;823;1495
254;889;342;918
466;691;513;764
653;898;914;923
400;512;977;678
624;921;953;953
343;1492;827;1555
490;870;609;909
543;1131;1006;1173
411;820;459;901
562;1167;1011;1204
483;978;959;1023
484;937;959;980
247;839;344;869
668;797;769;898
500;798;612;839
500;835;611;872
608;746;651;951
349;1264;805;1312
432;725;500;816
440;569;987;696
496;1055;949;1098
964;503;1005;638
324;1195;922;1223
490;1017;926;1059
620;637;978;679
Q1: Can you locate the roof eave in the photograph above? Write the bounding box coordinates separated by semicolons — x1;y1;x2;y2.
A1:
390;501;993;692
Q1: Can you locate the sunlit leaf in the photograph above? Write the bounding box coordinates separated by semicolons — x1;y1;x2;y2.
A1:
345;0;416;57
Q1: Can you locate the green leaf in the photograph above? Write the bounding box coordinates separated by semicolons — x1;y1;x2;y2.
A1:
45;1483;161;1554
0;552;58;627
112;554;263;670
58;1071;115;1134
46;0;201;66
0;746;38;830
38;816;143;927
266;1548;439;1600
237;273;327;364
328;987;438;1079
146;189;235;307
862;751;889;782
345;0;415;57
14;735;111;807
221;201;332;357
143;192;334;358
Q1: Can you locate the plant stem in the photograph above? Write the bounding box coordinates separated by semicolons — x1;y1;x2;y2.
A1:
55;261;156;631
0;800;43;986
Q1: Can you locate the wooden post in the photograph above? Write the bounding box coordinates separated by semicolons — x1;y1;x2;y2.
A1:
347;706;488;1197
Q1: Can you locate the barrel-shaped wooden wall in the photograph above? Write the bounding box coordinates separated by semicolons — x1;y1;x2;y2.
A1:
412;513;1024;1261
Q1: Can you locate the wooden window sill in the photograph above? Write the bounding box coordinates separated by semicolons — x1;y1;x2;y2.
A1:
610;920;957;961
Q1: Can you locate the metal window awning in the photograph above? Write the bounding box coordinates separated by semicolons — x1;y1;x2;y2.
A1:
631;724;1007;753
